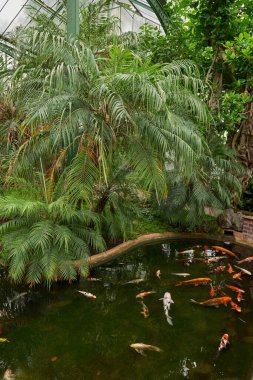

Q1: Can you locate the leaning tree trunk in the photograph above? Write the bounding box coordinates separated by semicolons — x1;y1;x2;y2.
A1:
232;102;253;190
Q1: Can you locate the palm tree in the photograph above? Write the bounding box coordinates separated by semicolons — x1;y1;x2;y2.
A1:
5;31;207;199
0;194;105;286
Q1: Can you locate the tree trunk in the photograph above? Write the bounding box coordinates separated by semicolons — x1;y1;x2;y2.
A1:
232;102;253;189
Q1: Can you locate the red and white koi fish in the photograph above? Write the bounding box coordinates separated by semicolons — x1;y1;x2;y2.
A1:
237;292;243;302
234;265;252;276
212;265;226;273
136;291;156;299
237;256;253;264
230;300;241;312
190;296;231;307
227;264;234;274
76;290;96;299
139;301;149;318
212;246;239;260
207;256;228;263
218;333;229;352
176;278;211;286
225;284;245;293
130;343;162;356
156;270;161;279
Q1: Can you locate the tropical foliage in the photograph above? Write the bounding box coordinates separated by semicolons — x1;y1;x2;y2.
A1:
0;194;104;286
0;0;249;285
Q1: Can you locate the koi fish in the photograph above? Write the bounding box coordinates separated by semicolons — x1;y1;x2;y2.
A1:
234;265;252;276
136;291;156;299
170;273;191;277
76;290;96;299
123;279;145;285
139;301;149;318
190;296;231;307
227;264;234;274
156;270;161;279
212;246;239;260
230;300;241;312
232;272;242;280
87;277;102;282
237;256;253;264
212;266;226;273
218;333;229;352
207;256;228;263
176;278;211;287
130;343;162;356
225;284;245;293
237;292;243;302
3;368;15;380
210;284;216;297
0;338;9;343
162;292;174;325
10;292;28;303
175;258;193;263
176;249;194;255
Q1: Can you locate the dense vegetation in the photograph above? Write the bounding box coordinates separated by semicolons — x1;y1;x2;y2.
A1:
0;0;252;286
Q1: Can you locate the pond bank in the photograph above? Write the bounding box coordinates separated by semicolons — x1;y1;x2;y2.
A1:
86;231;237;267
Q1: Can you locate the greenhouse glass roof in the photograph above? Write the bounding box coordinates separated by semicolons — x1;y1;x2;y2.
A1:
0;0;165;37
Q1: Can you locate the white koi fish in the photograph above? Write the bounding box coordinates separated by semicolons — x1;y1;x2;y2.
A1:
170;273;191;277
123;279;145;285
130;343;162;356
234;265;252;276
76;290;96;299
162;292;174;325
3;368;15;380
156;270;161;279
175;249;194;255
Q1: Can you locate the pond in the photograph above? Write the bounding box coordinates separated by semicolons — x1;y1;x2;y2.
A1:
0;239;253;380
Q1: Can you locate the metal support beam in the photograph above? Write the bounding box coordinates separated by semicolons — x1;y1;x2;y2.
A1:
67;0;80;41
146;0;168;32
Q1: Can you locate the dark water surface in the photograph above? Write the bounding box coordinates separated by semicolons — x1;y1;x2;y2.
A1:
0;239;253;380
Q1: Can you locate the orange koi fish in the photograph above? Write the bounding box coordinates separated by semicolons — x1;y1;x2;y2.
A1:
227;264;234;274
209;284;216;297
232;272;242;280
230;300;241;312
237;292;243;302
225;284;245;293
212;246;239;260
237;256;253;264
76;290;96;299
176;278;211;287
136;291;156;299
218;333;229;352
190;296;231;307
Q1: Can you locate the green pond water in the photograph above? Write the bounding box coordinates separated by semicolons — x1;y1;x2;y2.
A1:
0;239;253;380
